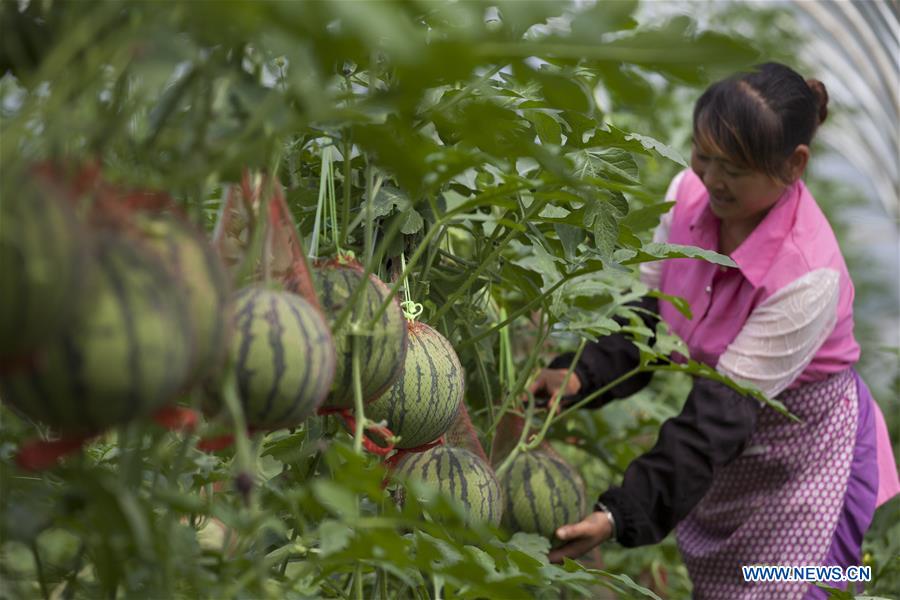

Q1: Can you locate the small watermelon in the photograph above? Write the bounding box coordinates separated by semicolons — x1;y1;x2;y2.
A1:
500;449;588;542
133;212;230;382
367;321;463;449
0;174;89;359
229;286;335;429
0;233;193;433
313;261;407;409
392;445;503;525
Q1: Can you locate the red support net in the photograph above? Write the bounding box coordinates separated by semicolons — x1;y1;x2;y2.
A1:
316;407;396;457
211;170;321;311
443;402;490;463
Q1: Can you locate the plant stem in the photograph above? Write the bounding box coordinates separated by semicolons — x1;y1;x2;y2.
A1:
429;196;548;325
487;312;550;440
364;163;380;266
354;564;364;600
379;566;389;600
233;178;271;287
221;367;255;479
555;365;645;422
279;530;300;576
341;134;353;247
523;339;586;452
31;543;49;600
494;395;536;480
456;263;605;351
309;143;331;260
351;324;365;454
364;180;535;327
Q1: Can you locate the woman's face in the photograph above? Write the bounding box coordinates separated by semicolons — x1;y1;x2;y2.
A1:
690;143;788;225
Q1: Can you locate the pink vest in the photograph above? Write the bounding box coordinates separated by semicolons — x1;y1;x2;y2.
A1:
658;169;860;384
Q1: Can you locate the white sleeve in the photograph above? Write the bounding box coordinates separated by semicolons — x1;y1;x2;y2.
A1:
716;268;841;398
639;170;684;290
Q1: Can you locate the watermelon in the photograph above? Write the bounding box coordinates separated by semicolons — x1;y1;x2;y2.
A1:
0;233;193;433
0;175;88;359
392;445;503;525
134;213;230;382
367;321;463;449
229;286;335;429
313;262;407;409
500;449;588;542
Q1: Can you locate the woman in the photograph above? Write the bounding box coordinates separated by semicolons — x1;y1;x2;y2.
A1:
533;63;899;599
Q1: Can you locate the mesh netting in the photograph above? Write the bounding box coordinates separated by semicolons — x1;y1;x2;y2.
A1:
211;172;319;309
443;402;489;464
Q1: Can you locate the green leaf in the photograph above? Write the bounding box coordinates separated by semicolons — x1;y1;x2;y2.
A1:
373;185;411;218
570;147;640;184
597;16;760;82
569;561;663;599
569;0;638;38
620;242;736;268
649;290;693;320
596;62;656;110
493;1;562;38
318;519;353;556
401;208;424;234
150;487;208;515
590;123;687;167
507;549;546;575
621;201;675;233
617;224;643;249
555;223;584;259
260;430;311;465
538;205;570;219
510;237;562;289
525;110;563;146
505;532;551;558
311;480;359;520
583;199;620;263
535;71;592;112
621;131;688;167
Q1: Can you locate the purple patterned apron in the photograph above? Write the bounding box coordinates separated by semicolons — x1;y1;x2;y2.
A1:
676;369;879;599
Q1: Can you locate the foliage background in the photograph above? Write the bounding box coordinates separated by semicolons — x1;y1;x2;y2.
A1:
0;1;897;599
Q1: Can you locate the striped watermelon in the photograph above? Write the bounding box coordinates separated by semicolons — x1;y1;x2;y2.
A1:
134;213;230;381
229;287;335;429
500;449;588;542
0;175;88;359
0;233;193;433
313;262;407;409
392;445;503;525
367;321;463;449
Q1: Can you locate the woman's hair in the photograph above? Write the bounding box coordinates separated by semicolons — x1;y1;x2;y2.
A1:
692;62;829;182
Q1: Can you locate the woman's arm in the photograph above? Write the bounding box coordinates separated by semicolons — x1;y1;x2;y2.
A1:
592;269;841;547
717;268;840;397
596;377;760;547
545;296;659;409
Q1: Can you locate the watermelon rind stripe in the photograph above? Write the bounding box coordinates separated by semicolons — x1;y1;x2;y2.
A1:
234;288;260;405
260;294;287;421
393;446;502;525
227;287;335;428
500;450;587;541
103;250;142;425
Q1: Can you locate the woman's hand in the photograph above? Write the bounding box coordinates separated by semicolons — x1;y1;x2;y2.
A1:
548;511;614;564
528;368;581;408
